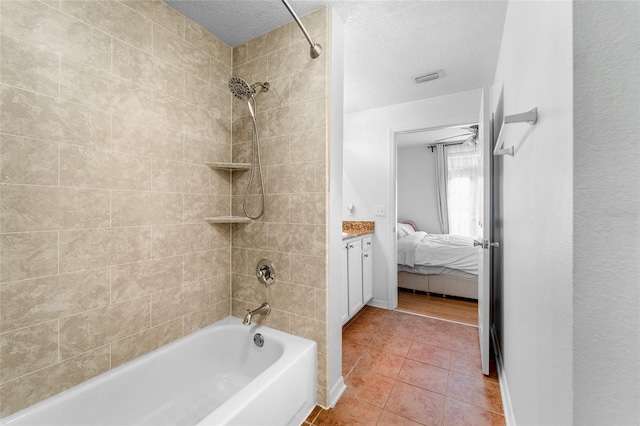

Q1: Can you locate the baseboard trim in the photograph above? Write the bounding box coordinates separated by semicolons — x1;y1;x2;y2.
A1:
366;299;389;310
328;376;346;408
491;324;516;426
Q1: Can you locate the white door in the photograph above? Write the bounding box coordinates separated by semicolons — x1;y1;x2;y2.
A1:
477;87;493;376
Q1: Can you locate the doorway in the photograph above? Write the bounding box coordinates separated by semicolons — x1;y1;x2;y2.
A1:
393;123;482;325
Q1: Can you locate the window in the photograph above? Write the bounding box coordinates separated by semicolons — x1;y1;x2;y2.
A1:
446;144;481;238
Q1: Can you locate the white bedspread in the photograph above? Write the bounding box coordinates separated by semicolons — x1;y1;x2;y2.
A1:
397;231;479;275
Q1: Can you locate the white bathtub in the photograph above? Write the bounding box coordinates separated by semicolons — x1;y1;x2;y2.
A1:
1;317;317;426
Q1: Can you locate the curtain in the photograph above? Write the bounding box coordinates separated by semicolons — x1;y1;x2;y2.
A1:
434;144;449;234
445;143;481;237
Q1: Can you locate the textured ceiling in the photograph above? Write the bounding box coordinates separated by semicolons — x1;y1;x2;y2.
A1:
165;0;508;114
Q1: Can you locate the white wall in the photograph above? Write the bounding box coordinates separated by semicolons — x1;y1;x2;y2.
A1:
573;1;640;424
343;89;481;308
328;7;346;407
491;1;574;424
397;146;440;233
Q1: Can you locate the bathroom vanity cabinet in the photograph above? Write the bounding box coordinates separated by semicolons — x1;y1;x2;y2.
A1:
341;234;373;325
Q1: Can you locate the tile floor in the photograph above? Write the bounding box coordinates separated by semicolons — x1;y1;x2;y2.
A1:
305;306;505;425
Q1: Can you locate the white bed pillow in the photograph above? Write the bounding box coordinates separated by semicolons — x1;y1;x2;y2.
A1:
396;223;415;239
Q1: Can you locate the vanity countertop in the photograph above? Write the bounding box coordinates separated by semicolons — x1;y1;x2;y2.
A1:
342;221;375;240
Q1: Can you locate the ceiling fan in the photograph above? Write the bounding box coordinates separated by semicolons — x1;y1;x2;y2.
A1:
434;124;479;144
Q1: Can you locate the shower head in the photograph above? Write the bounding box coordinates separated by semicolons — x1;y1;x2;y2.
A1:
228;77;255;101
228;77;270;102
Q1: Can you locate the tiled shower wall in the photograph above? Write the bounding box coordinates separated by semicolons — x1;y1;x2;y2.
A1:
229;8;330;407
0;0;234;417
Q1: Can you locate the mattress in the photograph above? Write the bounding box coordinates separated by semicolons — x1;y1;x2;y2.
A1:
397;231;479;275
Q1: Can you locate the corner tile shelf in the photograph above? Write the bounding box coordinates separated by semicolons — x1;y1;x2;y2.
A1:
205;162;252;224
206;162;251;171
205;216;253;224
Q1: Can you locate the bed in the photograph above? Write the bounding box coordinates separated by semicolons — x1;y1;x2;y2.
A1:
396;222;479;300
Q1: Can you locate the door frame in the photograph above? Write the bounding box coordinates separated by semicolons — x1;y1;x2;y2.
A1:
388;119;480;310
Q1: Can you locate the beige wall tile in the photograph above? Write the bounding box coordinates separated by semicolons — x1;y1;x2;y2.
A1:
268;40;326;81
0;135;58;185
290;192;326;225
266;163;316;194
268;282;316;318
184;250;215;283
112;38;185;100
0;185;110;232
184;134;230;165
111;318;183;368
211;58;232;92
255;76;290;116
209;223;231;249
211;115;233;148
259;135;289;166
60;0;152;52
290;314;327;353
231;273;267;305
209;273;231;303
233;43;248;68
231;248;247;275
59;297;150;359
290;254;326;289
153;23;210;82
265;99;323;138
247;24;290;59
185;74;231;118
0;321;58;383
111;256;183;303
183;299;230;334
121;0;185;38
290;64;327;103
1;268;110;332
59;145;152;191
152;91;212;139
315;287;327;321
59;227;152;273
183;194;229;223
1;86;111;150
111;190;183;227
0;0;236;417
0;232;58;283
263;194;290;223
0;345;110;417
151;224;209;258
0;34;59;97
185;20;232;68
1;0;111;71
112;115;183;161
289;128;326;163
60;59;155;121
231;222;267;249
151;280;208;326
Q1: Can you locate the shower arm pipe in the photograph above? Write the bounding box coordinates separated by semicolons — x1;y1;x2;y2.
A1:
281;0;322;58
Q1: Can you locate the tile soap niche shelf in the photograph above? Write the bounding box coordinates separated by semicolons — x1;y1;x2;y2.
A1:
205;162;253;223
205;216;252;224
206;162;251;171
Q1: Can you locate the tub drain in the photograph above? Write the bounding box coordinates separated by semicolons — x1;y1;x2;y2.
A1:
254;333;264;348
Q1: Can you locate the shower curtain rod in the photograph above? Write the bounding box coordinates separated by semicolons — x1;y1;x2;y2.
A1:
281;0;322;58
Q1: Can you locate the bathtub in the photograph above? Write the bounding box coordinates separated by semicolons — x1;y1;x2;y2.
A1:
1;317;317;426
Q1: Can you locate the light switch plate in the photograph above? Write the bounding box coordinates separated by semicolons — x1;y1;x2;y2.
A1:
375;205;386;216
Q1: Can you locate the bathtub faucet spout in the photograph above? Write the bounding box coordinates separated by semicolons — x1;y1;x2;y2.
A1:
243;302;271;325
